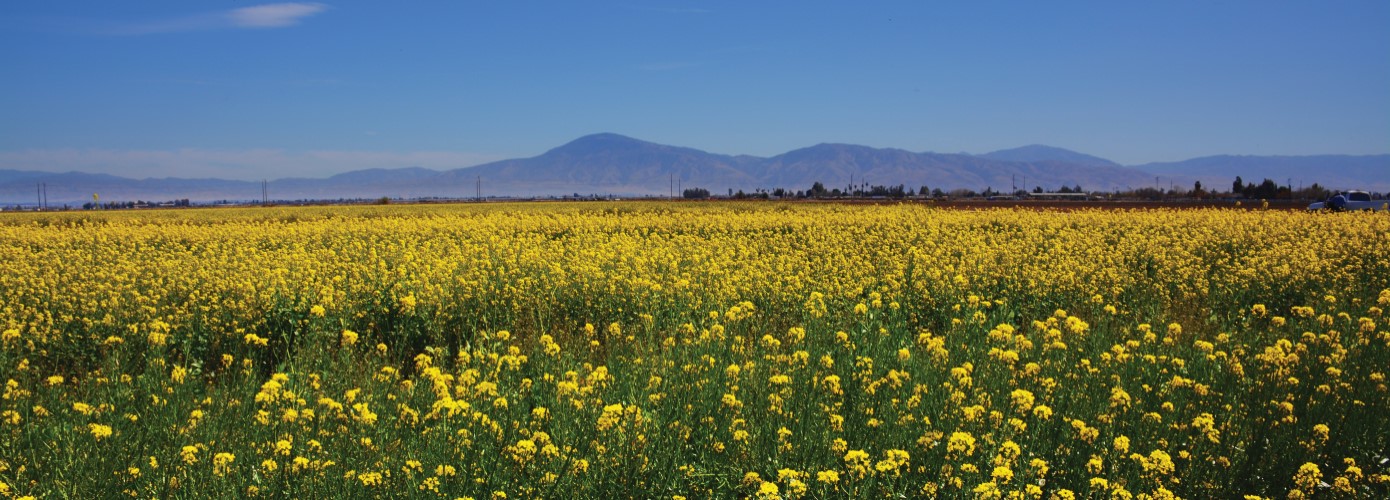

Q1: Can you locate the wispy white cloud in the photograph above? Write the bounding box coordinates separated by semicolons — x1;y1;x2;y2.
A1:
228;3;329;29
0;148;503;181
101;3;328;35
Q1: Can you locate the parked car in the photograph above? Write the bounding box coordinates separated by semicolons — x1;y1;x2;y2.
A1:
1308;191;1387;211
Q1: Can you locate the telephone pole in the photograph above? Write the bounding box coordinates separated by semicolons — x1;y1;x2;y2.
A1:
476;175;481;201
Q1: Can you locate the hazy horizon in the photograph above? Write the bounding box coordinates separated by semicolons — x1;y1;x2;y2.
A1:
4;1;1388;181
5;134;1390;185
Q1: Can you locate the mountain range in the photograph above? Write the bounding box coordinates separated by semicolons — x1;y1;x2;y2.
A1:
3;133;1388;204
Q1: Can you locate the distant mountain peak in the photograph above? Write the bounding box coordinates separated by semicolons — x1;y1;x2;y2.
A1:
550;133;655;152
326;167;441;183
575;132;640;142
980;145;1119;168
777;142;912;162
537;133;736;167
806;142;877;151
5;135;1386;203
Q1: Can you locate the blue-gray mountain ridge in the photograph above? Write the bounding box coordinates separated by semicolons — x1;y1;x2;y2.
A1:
2;133;1387;204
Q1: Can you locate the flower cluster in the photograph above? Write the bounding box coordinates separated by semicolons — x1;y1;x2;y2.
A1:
0;203;1387;497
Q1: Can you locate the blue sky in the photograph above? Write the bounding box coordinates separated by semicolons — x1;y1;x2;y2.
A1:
2;1;1387;180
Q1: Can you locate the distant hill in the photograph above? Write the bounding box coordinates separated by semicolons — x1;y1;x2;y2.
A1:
2;134;1387;204
980;145;1121;168
759;143;1149;193
324;167;442;183
449;134;1156;197
436;133;763;196
1135;155;1390;192
0;169;57;184
0;170;258;206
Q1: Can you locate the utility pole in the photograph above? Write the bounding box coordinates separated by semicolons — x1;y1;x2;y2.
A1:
476;176;481;201
262;179;269;205
36;183;41;211
42;183;47;210
670;173;674;200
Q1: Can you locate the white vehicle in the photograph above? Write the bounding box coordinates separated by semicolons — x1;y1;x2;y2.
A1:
1308;190;1388;211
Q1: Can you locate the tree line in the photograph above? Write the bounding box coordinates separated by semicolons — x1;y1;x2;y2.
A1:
677;176;1349;201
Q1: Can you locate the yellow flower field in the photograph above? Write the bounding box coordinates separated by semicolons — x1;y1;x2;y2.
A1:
1;202;1387;498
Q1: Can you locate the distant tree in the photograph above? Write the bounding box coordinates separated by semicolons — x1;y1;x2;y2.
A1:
1241;178;1279;200
1033;186;1044;194
919;185;930;196
1192;181;1203;199
808;181;828;198
1132;187;1164;200
1295;183;1329;201
682;187;711;199
1232;176;1243;196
